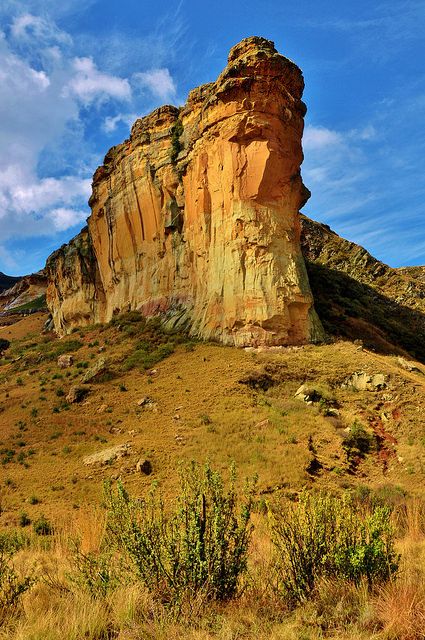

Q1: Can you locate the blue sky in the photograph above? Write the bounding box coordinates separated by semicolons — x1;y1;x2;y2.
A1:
0;0;424;275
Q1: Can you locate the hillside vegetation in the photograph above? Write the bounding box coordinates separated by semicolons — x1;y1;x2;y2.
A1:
1;311;425;637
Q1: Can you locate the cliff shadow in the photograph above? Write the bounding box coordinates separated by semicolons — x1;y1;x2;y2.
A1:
306;261;425;364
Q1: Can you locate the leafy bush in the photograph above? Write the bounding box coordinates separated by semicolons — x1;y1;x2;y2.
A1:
0;339;10;353
170;119;183;164
68;541;120;597
0;548;32;626
343;421;376;462
105;462;255;605
33;515;52;536
270;491;398;605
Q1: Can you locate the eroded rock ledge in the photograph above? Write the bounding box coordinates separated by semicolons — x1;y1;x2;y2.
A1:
46;36;323;346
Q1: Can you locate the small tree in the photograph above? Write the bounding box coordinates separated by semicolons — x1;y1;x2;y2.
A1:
105;462;255;605
270;491;398;605
0;548;32;627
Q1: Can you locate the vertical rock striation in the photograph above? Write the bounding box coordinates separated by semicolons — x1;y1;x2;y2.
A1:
46;36;323;346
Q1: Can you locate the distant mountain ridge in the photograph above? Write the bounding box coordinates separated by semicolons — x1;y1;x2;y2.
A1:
0;270;47;314
0;272;21;293
300;215;425;362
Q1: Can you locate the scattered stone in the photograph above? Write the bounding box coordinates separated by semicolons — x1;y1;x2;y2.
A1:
82;357;108;384
173;414;181;420
137;396;154;407
136;458;152;475
128;429;138;436
397;357;422;374
66;385;90;404
58;354;73;368
146;369;158;377
326;408;340;417
98;346;105;353
97;404;108;413
83;444;131;466
255;418;271;430
342;372;387;391
109;427;122;434
295;384;324;404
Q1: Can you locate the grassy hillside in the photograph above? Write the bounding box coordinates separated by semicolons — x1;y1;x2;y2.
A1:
1;312;425;637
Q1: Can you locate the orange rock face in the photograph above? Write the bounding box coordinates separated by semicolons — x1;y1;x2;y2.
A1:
46;37;323;346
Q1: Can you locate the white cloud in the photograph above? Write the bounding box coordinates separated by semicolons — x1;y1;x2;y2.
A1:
10;176;91;214
0;4;182;274
64;57;131;105
47;207;88;231
133;68;176;100
303;125;343;150
11;13;72;46
103;112;138;133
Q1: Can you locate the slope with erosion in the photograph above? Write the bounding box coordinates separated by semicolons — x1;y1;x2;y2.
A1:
0;272;21;293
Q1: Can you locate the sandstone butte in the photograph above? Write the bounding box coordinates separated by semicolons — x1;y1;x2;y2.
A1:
46;36;324;347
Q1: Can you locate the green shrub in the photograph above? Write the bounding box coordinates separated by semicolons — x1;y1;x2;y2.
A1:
105;462;255;605
123;342;175;371
0;339;10;353
342;421;376;462
170;119;183;164
19;512;31;527
0;548;32;626
68;541;120;597
33;515;52;536
270;491;398;605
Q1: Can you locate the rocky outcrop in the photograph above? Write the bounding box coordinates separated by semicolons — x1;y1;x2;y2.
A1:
0;270;47;312
0;273;21;293
46;227;105;332
46;36;323;346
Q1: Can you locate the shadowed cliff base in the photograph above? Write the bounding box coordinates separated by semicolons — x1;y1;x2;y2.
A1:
301;215;425;363
306;262;425;362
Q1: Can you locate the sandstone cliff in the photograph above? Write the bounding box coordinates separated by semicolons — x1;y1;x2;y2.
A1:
46;36;323;346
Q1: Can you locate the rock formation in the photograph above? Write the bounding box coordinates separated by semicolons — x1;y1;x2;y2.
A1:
46;36;323;346
0;270;47;312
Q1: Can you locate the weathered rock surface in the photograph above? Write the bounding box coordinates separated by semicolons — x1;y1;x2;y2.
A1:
342;372;387;392
58;354;73;368
66;385;90;404
0;270;47;312
46;37;322;347
136;458;152;474
83;444;131;466
81;357;108;384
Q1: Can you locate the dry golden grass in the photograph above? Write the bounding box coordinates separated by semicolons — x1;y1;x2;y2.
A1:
2;504;425;639
1;315;425;637
1;315;425;533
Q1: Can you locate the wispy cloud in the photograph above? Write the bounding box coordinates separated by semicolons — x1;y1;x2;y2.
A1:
64;57;131;105
133;68;176;101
